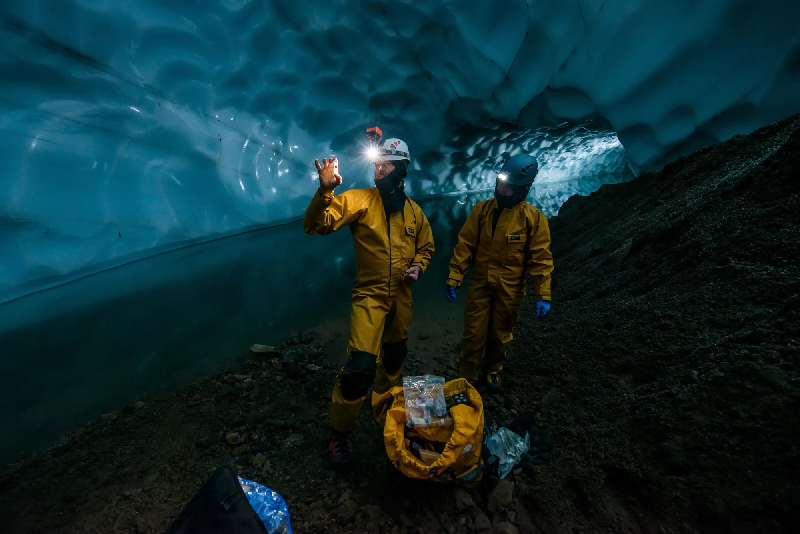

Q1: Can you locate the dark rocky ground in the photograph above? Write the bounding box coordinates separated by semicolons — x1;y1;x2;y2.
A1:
0;113;798;533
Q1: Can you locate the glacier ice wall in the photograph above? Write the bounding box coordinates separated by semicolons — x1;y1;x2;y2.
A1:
0;222;356;462
0;191;534;462
3;0;800;301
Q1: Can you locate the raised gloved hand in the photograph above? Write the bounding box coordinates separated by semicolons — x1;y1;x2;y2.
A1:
445;285;457;303
536;300;550;318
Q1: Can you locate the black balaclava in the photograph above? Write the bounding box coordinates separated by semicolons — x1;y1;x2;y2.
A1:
495;182;531;210
376;160;408;214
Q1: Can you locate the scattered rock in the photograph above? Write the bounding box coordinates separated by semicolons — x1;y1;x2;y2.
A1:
263;461;274;475
248;344;281;361
474;512;492;533
263;418;289;429
488;479;514;512
250;438;266;453
539;387;561;411
363;504;388;522
305;364;321;372
336;502;357;523
337;489;353;504
252;453;266;467
399;513;415;528
100;412;116;423
226;432;244;445
284;363;305;380
468;505;484;519
453;487;474;512
120;488;142;499
759;366;790;391
495;522;520;534
31;452;53;466
195;436;212;449
283;434;304;449
51;442;72;457
425;510;442;530
299;331;314;344
135;515;148;534
304;346;323;360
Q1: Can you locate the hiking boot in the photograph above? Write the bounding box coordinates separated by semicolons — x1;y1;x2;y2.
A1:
485;373;502;394
329;429;354;471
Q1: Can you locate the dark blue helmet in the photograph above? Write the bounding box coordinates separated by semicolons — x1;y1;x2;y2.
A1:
497;154;539;186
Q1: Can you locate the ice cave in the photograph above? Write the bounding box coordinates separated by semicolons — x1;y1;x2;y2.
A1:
1;1;799;532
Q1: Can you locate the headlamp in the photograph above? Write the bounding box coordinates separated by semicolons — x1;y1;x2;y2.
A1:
365;126;383;162
366;126;382;146
497;172;509;181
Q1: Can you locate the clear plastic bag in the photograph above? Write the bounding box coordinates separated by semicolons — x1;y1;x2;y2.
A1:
238;478;293;534
486;427;530;479
403;375;451;427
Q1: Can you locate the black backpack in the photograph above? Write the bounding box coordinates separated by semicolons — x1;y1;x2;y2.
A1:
165;463;268;534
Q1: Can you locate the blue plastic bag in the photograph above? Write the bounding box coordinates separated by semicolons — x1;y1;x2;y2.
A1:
238;478;293;534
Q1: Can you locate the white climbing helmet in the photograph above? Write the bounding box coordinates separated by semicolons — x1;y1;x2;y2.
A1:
373;138;411;164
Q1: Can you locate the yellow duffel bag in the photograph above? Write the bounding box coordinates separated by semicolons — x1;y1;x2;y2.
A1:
371;378;485;486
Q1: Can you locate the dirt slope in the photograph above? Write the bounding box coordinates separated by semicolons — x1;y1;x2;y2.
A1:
506;113;800;533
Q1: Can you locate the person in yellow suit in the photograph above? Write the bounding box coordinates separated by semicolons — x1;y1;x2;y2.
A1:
446;154;553;393
304;134;435;470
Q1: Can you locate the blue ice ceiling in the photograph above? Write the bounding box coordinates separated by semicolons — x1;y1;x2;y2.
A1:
2;0;800;301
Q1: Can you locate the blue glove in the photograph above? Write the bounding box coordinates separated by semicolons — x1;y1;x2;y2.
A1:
536;300;551;318
445;285;457;303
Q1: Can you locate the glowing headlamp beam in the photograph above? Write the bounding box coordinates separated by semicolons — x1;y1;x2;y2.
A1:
497;172;509;181
366;147;379;161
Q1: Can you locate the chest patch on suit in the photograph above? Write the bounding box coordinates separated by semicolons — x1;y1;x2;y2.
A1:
509;234;521;241
405;226;415;236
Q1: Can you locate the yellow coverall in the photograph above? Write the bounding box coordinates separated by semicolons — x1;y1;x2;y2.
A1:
447;198;553;381
304;188;435;432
